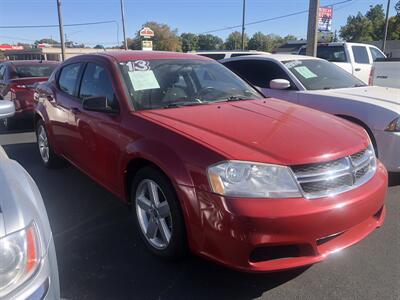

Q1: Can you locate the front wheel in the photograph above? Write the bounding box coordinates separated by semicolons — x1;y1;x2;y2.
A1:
36;120;64;168
131;167;187;259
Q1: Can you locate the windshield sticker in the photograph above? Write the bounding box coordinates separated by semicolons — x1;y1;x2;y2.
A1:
284;60;302;69
128;70;160;91
294;66;317;79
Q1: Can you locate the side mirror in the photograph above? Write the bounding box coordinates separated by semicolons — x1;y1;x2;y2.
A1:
82;96;119;114
0;100;15;119
270;79;291;90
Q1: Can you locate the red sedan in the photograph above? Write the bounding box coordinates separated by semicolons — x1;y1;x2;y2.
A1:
34;51;387;272
0;60;58;129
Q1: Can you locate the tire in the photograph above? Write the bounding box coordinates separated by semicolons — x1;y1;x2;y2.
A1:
36;120;64;168
131;166;187;259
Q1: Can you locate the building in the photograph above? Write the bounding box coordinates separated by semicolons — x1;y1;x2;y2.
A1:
3;47;106;61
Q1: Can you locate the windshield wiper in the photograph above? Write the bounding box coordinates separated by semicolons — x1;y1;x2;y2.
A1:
163;101;208;109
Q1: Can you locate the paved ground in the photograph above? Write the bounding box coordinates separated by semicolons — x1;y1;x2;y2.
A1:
1;128;399;300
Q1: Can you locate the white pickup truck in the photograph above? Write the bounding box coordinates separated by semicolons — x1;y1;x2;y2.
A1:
370;58;400;88
298;42;386;84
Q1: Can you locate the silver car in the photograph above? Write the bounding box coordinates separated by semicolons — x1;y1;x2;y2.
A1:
0;100;60;299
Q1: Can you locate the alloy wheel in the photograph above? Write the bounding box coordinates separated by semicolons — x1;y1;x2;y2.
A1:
135;179;173;250
37;125;50;163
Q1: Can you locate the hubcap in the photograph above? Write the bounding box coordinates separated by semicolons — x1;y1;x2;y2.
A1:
38;125;49;163
135;179;172;250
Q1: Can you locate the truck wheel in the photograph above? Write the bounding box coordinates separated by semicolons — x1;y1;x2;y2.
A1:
131;166;187;259
36;120;64;168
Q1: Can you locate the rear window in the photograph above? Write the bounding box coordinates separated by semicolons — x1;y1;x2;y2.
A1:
15;64;57;78
197;53;226;60
299;46;348;63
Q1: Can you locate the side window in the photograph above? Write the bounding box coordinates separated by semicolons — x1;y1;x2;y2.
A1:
224;60;292;89
370;47;385;61
0;65;5;80
58;63;82;96
79;63;118;109
352;46;370;64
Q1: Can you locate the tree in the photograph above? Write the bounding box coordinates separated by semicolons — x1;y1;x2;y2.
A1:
94;44;104;49
181;33;199;52
365;4;385;40
248;32;269;51
224;31;248;50
197;34;224;50
34;38;58;46
128;21;182;52
340;13;374;42
396;0;400;15
388;15;400;40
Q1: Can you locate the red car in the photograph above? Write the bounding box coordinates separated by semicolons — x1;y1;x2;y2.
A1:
34;51;387;272
0;60;58;128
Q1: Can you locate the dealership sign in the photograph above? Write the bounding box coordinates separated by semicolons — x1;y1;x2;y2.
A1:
140;27;154;39
318;6;333;32
142;40;153;51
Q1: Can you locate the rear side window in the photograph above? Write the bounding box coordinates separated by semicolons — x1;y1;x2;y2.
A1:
198;53;226;60
370;47;385;61
352;46;370;64
15;64;56;78
0;65;5;80
223;60;293;89
79;63;118;109
58;63;82;96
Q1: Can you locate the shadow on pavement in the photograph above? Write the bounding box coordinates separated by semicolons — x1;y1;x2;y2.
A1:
4;143;307;300
388;173;400;187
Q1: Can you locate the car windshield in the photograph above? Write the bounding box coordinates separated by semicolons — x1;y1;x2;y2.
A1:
119;59;262;110
283;59;366;90
15;64;57;78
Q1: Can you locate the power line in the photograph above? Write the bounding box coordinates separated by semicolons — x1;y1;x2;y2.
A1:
0;20;116;29
201;0;353;34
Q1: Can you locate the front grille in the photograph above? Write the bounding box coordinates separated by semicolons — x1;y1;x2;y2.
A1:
291;146;376;199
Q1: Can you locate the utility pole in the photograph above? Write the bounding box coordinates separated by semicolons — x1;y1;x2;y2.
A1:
56;0;66;61
241;0;246;50
382;0;391;53
120;0;128;50
306;0;320;57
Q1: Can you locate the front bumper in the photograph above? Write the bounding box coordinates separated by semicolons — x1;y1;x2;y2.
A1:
374;129;400;172
184;162;387;272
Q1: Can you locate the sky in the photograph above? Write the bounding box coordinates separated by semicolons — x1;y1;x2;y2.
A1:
0;0;398;47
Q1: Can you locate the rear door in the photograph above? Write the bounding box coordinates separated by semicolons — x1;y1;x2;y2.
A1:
350;45;371;83
223;59;299;103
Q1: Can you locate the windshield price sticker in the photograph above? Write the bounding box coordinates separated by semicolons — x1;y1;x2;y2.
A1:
285;60;302;69
294;66;318;79
128;70;160;91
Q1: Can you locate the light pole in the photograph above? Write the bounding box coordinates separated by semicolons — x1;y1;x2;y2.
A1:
120;0;128;50
306;0;320;57
382;0;391;53
56;0;66;61
241;0;246;50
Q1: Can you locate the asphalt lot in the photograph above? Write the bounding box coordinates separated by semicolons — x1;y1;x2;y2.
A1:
1;127;399;300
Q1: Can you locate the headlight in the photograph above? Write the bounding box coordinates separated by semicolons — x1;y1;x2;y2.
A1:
385;117;400;132
207;161;302;198
0;222;41;298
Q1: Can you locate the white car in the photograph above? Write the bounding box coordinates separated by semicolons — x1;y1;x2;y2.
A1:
370;58;400;89
298;42;386;83
0;100;60;299
192;50;270;60
221;54;400;172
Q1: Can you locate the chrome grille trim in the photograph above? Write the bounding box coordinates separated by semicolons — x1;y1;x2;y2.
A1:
291;146;377;199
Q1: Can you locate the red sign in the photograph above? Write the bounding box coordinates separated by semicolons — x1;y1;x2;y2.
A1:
318;7;333;32
140;27;154;38
0;44;24;50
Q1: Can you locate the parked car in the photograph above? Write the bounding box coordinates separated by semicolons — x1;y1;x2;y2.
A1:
191;50;270;60
0;60;58;129
298;42;386;83
221;54;400;173
369;57;400;88
274;40;307;54
0;100;60;299
34;51;387;272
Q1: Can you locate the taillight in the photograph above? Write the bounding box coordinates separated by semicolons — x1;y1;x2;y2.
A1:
368;67;375;85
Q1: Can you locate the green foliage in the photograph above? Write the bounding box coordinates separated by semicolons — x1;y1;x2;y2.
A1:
181;33;199;52
388;15;400;40
197;34;224;50
248;32;298;52
128;21;182;52
224;31;249;50
34;38;59;45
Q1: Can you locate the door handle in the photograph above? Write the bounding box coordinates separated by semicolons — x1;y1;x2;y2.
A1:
70;107;80;114
355;68;361;72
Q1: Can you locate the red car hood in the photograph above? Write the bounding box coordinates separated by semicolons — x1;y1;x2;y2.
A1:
139;99;369;166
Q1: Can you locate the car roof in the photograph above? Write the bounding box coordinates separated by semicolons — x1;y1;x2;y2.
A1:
221;54;320;63
96;50;211;62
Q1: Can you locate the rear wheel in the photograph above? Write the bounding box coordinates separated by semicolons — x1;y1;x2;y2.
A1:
36;120;64;168
131;167;187;259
